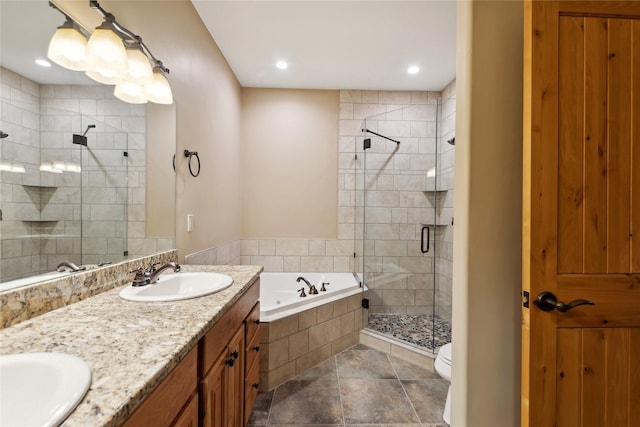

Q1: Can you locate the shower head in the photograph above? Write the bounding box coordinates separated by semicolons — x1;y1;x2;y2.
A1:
447;137;455;146
0;131;8;139
72;125;95;146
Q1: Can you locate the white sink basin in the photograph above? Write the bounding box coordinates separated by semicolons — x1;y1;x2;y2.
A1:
0;352;91;427
119;272;234;302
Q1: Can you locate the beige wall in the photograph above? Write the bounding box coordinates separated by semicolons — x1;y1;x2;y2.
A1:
55;0;244;261
452;1;523;426
241;88;338;238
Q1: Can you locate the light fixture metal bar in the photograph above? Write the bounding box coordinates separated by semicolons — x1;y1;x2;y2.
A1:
88;0;169;74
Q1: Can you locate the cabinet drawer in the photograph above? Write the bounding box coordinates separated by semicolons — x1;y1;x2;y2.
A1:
245;328;261;377
200;280;259;375
244;300;261;344
244;354;260;425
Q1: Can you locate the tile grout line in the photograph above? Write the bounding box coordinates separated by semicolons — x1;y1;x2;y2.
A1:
264;384;276;426
387;352;423;425
334;353;346;427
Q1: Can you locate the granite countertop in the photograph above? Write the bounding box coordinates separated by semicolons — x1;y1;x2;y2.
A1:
0;264;263;427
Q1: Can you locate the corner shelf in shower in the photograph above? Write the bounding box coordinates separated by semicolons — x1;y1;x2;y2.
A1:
422;221;451;227
21;184;58;189
15;233;80;239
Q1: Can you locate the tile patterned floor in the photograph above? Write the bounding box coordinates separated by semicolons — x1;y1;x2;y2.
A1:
366;314;452;352
248;344;448;427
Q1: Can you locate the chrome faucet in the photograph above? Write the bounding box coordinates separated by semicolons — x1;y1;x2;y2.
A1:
56;261;85;272
147;262;181;284
296;276;318;295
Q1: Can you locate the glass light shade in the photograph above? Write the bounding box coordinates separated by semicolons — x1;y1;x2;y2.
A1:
144;67;173;104
47;24;88;71
125;46;153;85
85;24;128;85
114;81;148;104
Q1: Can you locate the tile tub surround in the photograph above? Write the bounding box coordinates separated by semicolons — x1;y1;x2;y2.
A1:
0;264;262;427
248;344;448;426
0;250;177;328
259;291;366;390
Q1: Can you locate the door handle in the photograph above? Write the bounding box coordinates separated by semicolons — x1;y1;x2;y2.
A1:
421;226;430;253
534;291;595;312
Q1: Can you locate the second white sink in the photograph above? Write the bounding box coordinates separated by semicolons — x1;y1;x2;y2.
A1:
119;272;234;302
0;352;91;427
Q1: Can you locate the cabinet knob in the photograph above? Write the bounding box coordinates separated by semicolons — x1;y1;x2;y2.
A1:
231;350;239;359
253;346;260;352
226;357;235;367
252;383;259;389
254;319;260;325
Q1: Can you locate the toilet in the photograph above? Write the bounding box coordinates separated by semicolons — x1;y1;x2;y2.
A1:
434;342;452;425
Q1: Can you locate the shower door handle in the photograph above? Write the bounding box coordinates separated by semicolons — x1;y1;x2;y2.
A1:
421;226;430;253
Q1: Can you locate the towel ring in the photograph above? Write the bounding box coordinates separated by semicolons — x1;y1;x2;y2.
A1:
184;150;200;177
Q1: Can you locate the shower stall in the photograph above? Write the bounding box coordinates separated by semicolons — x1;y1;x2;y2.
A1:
354;98;454;354
0;100;130;284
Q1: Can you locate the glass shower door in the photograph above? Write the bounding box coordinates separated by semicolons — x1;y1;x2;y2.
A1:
356;101;447;353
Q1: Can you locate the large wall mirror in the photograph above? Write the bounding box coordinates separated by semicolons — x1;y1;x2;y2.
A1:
0;1;176;290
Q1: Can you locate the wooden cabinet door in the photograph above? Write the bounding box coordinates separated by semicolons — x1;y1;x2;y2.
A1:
523;1;640;426
171;395;198;427
200;326;245;427
200;350;226;427
226;326;245;427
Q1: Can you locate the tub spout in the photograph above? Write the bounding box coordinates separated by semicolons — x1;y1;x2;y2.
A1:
296;276;318;294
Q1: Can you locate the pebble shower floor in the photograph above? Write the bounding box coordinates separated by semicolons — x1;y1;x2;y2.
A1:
366;313;452;352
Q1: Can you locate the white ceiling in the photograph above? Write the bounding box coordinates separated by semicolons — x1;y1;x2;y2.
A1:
0;1;457;92
192;0;457;91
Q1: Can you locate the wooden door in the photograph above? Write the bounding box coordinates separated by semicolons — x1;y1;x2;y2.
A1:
523;1;640;426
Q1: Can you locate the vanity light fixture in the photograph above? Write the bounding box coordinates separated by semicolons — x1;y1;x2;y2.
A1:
144;65;173;104
85;15;128;84
47;1;172;104
47;15;88;71
407;66;420;74
276;60;288;70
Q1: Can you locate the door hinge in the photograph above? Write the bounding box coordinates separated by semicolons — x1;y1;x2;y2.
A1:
522;290;530;308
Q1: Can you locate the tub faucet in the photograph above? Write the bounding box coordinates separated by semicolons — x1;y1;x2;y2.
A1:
296;276;318;294
148;262;181;284
56;261;85;272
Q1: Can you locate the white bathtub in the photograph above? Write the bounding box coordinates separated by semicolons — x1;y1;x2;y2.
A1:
259;272;364;322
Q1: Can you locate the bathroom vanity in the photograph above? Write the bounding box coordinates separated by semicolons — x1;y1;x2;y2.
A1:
0;264;262;427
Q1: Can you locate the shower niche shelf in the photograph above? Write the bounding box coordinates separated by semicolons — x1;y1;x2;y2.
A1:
22;184;58;189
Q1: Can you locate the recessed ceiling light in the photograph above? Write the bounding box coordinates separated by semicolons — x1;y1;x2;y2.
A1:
276;60;288;70
35;58;52;67
407;66;420;74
